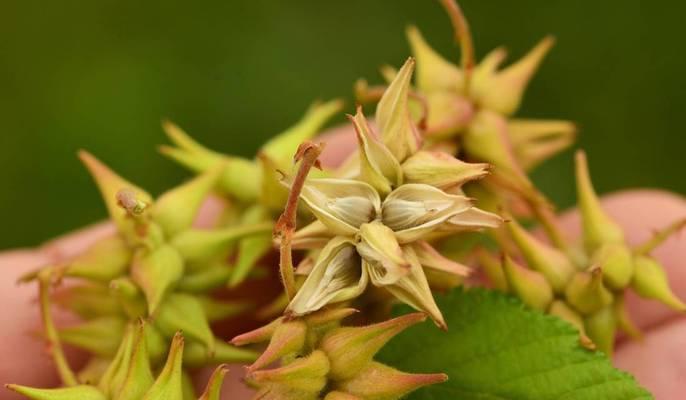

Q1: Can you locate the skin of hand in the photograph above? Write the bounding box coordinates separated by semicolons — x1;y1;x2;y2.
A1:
1;128;684;400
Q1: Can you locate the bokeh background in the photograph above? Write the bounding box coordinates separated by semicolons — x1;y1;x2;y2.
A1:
1;0;684;249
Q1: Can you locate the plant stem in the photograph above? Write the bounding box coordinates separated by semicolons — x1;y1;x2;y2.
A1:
275;141;324;300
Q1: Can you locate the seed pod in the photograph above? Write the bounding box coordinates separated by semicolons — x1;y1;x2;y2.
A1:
502;255;553;311
475;247;508;292
130;244;184;315
349;106;403;195
57;235;131;282
584;306;617;356
575;151;625;252
632;256;686;311
549;300;594;349
78;150;153;239
382;183;472;243
154;293;215;353
249;320;307;371
402;150;489;190
183;340;258;368
321;313;426;381
160;120;260;202
58;316;127;357
198;364;229;400
141;332;185;400
471;36;555;116
116;323;154;400
506;216;575;293
247;350;330;396
287;238;366;316
376;58;420;162
5;385;107;400
565;268;614;315
507;119;576;171
334;361;447;400
151;165;222;238
590;243;634;290
356;221;409;285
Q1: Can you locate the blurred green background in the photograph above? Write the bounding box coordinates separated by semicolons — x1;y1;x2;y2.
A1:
1;0;684;249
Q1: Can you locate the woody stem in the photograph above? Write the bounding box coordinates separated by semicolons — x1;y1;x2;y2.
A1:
275;141;324;301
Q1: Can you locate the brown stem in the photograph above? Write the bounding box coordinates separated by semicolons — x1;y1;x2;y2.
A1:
634;217;686;256
438;0;474;93
38;269;78;386
275;141;324;300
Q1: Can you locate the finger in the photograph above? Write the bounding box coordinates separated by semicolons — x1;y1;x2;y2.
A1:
614;318;686;400
38;221;115;264
0;251;86;398
556;189;686;330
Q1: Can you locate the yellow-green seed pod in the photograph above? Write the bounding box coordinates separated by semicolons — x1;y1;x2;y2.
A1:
591;243;634;290
565;268;614;315
584;305;617;356
502;255;553;311
632;255;686;311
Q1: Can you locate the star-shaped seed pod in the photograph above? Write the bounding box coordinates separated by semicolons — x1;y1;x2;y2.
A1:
356;0;575;210
479;150;686;355
7;320;233;400
232;309;446;400
280;61;501;329
19;153;265;383
159;99;342;288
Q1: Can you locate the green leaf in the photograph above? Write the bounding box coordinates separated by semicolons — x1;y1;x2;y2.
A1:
378;288;652;400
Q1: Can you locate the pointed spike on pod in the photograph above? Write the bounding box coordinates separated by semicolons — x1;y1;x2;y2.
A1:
141;332;185;400
78;150;153;234
438;0;474;89
155;293;215;353
198;364;229;400
58;316;127;357
632;255;686;311
548;300;595;350
151;164;223;237
502;255;553;311
348;106;403;195
565;267;614;315
231;317;284;346
184;339;259;368
303;307;359;327
591;243;635;290
130;244;184;315
376;57;420;162
402;150;490;190
412;241;472;278
473;35;555;115
170;222;273;266
575;150;625;252
336;361;447;400
320;312;427;381
5;384;107;400
115;321;155;400
58;235;131;282
248;320;307;372
507;118;577;171
584;305;617;356
161;119;222;160
262;99;344;166
405;24;463;92
247;350;330;395
505;215;575;293
228;205;273;288
198;296;252;322
98;322;136;396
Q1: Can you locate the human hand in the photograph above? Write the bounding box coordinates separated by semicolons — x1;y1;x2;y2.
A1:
1;127;684;399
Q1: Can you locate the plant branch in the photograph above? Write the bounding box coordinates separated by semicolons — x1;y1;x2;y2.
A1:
275;141;324;301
